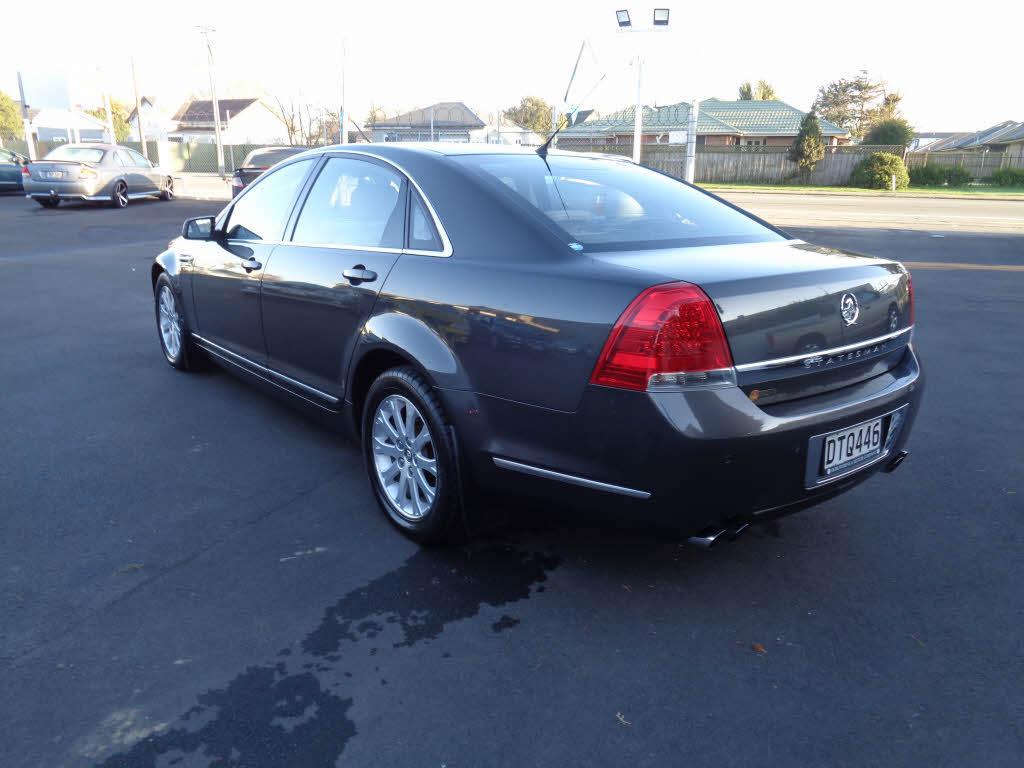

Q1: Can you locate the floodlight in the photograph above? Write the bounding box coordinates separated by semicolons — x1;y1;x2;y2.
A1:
616;10;632;27
653;8;670;25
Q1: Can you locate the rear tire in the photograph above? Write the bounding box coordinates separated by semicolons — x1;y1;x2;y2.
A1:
362;367;464;544
160;177;174;201
154;273;197;371
35;198;59;208
111;181;129;209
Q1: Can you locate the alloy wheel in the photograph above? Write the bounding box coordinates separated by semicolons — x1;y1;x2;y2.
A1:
115;183;128;208
371;394;438;520
158;285;182;361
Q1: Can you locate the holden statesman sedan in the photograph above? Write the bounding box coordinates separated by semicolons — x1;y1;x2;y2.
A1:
152;144;922;545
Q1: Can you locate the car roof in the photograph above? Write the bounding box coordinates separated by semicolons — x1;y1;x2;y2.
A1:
309;142;632;163
52;143;120;151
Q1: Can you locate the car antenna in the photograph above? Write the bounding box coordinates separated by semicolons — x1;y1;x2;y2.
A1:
537;40;606;157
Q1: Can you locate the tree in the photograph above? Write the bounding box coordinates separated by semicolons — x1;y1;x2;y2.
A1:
85;100;131;142
739;80;777;100
789;111;826;180
0;90;22;141
811;70;884;140
503;96;553;135
365;104;387;128
862;118;915;147
866;92;903;125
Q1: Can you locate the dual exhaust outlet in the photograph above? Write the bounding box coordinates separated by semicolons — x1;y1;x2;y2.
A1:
689;451;909;548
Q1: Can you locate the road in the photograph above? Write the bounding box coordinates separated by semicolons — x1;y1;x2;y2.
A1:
717;190;1024;233
1;194;1022;767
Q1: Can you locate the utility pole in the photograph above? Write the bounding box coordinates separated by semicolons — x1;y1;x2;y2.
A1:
16;71;35;160
198;26;225;177
685;97;698;183
339;37;348;144
131;57;147;158
102;90;116;144
632;55;643;164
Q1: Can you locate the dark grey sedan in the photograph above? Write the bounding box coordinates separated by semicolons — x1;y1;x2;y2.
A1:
152;144;922;545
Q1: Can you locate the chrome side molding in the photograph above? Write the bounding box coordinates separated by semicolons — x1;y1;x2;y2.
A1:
492;457;651;499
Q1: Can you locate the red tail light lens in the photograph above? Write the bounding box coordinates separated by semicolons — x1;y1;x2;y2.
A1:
590;281;734;392
21;164;30;176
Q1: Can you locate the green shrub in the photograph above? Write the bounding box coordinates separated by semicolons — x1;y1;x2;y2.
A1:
850;152;910;190
991;168;1024;186
909;165;946;186
944;166;971;187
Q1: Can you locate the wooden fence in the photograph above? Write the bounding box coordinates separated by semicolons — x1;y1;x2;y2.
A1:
905;151;1024;180
553;138;903;185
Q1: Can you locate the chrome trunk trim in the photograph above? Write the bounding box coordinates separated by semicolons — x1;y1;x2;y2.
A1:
735;327;913;373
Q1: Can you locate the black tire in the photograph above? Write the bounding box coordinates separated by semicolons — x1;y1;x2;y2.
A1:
154;273;198;371
361;366;464;544
35;198;59;208
111;181;129;209
160;177;174;201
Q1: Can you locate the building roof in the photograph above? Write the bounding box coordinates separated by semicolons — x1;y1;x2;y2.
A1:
373;102;485;130
127;96;156;122
174;98;260;124
917;120;1024;151
562;98;849;138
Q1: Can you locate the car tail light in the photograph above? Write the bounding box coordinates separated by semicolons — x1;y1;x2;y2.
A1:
906;271;915;326
79;167;98;179
21;164;30;177
590;281;736;392
231;174;244;188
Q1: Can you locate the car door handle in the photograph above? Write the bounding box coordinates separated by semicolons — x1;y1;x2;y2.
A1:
343;266;377;284
240;257;262;271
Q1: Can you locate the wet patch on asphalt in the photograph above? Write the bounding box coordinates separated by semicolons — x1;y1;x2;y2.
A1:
93;544;559;767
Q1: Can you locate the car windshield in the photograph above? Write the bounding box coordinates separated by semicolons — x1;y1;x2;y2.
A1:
453;153;785;251
44;146;106;164
242;148;305;168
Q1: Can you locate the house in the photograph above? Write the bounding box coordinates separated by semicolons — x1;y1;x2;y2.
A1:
475;114;544;146
559;98;850;147
994;124;1024;158
910;132;961;152
27;107;107;143
127;97;177;142
169;98;286;144
917;120;1022;152
371;102;485;143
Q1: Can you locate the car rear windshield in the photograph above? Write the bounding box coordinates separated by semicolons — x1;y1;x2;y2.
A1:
241;148;305;168
44;146;105;164
452;154;785;251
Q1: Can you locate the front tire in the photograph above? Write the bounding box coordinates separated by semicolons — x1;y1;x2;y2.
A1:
362;367;464;544
111;181;129;209
154;273;197;370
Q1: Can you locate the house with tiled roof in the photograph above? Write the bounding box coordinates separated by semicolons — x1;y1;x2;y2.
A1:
168;98;286;144
560;98;850;147
371;102;486;143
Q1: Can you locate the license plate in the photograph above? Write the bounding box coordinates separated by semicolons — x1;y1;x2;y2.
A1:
821;417;884;476
46;171;63;179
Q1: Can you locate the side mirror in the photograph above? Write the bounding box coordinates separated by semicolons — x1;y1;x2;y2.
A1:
182;216;216;240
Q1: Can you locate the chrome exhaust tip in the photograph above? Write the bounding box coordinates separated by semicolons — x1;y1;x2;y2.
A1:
883;450;909;473
688;527;729;548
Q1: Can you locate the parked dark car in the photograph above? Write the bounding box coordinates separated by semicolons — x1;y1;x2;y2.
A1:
25;143;173;208
0;147;29;192
231;146;309;197
153;144;922;545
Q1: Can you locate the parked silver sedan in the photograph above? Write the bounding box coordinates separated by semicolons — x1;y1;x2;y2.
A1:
25;143;173;209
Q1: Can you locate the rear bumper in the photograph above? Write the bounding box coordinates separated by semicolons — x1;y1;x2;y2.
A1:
441;344;923;533
24;179;108;201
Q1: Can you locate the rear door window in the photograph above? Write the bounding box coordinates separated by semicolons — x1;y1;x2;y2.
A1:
224;159;315;241
292;157;406;249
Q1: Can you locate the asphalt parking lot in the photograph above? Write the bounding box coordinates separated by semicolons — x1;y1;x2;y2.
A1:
2;193;1022;768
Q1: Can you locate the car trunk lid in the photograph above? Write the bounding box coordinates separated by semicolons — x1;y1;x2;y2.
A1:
591;239;913;402
29;160;86;181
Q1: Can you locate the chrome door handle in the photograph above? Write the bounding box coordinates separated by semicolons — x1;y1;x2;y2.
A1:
240;257;262;271
343;266;377;284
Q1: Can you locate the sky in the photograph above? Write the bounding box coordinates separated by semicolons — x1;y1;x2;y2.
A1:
1;0;1019;132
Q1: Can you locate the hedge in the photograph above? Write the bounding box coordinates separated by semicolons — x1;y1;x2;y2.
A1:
991;168;1024;186
851;152;910;190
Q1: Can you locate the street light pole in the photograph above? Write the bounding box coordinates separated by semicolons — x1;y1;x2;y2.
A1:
198;26;225;177
685;97;698;183
339;37;348;144
16;71;35;160
131;57;147;159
